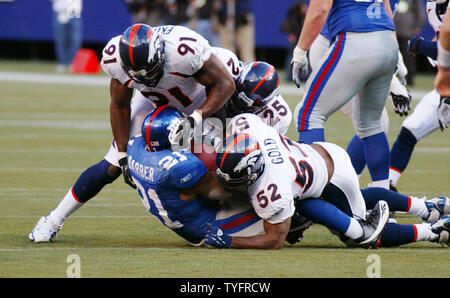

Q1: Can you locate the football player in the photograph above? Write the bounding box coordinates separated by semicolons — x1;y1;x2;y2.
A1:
389;0;450;189
295;0;412;184
436;9;450;96
291;0;398;191
205;114;450;249
29;24;292;242
125;106;265;244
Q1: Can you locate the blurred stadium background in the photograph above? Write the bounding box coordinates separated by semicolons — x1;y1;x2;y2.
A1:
0;0;448;278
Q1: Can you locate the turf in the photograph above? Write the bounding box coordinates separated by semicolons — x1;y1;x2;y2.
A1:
0;60;448;278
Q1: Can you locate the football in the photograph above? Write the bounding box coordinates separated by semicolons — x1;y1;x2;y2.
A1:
192;143;217;171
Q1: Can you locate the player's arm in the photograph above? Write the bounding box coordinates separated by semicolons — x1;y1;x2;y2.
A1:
291;0;332;87
230;218;291;250
193;53;236;119
436;11;450;97
109;78;134;153
180;170;236;202
383;0;393;20
296;0;333;51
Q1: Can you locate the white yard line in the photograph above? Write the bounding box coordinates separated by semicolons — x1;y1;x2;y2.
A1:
0;119;109;131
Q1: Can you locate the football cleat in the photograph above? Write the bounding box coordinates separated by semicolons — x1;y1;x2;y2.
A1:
29;216;62;243
430;215;450;246
423;196;450;223
357;200;389;248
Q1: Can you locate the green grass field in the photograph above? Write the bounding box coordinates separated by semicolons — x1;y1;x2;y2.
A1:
0;60;448;278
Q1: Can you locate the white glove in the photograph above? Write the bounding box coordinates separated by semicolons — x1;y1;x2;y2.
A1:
396;50;408;85
291;47;311;88
437;97;450;131
389;75;412;117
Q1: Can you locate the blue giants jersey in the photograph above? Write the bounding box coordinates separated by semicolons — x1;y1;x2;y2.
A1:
321;0;398;41
326;0;395;40
127;136;217;244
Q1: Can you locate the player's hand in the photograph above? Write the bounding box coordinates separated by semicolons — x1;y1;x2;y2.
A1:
437;97;450;131
204;223;232;248
396;51;408;85
435;65;450;97
118;155;136;189
407;35;424;56
291;47;311;88
389;76;412;117
168;116;194;150
285;210;313;245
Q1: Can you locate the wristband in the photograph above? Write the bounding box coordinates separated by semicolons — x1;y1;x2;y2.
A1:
438;41;450;68
190;110;203;126
117;152;127;160
292;47;307;62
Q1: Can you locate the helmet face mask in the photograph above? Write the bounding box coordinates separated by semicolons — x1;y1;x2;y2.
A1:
120;24;166;88
230;61;280;115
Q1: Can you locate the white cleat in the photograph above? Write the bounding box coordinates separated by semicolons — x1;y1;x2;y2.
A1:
424;196;450;223
29;216;62;243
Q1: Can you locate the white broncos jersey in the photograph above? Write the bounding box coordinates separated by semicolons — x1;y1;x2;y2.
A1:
427;1;450;34
226;114;329;224
101;24;291;132
101;25;213;115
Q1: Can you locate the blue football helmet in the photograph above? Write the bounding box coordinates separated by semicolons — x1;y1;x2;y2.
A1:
119;24;165;87
228;61;280;116
215;133;265;192
141;105;185;152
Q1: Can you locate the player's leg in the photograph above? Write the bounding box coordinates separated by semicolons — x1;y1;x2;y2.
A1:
346;107;389;176
298;142;389;247
359;188;449;247
297;33;367;144
346;31;398;190
361;188;450;222
389;89;450;188
29;93;155;242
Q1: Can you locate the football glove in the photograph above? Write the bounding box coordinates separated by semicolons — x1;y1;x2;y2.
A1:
437;97;450;131
407;35;424;56
396;50;408;86
168;110;202;150
286;213;313;245
204;223;232;248
389;75;412;117
291;47;311;88
118;154;136;189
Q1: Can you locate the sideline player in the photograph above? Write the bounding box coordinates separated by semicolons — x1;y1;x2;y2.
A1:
435;5;450;96
207;114;450;249
29;25;292;242
296;0;412;181
389;0;450;188
291;0;398;190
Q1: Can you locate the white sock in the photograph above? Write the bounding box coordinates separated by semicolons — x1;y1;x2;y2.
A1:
344;218;364;239
389;168;401;186
371;179;390;190
414;223;438;242
407;196;429;219
48;187;83;227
